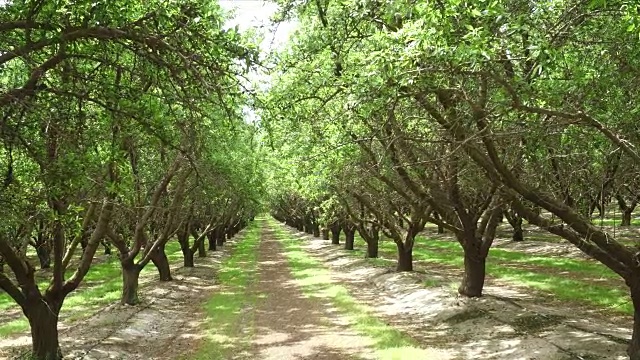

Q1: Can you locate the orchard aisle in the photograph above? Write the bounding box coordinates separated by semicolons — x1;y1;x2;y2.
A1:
247;223;377;360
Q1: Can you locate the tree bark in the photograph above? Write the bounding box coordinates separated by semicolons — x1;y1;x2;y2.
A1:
121;263;141;305
512;217;524;242
208;232;216;251
26;298;63;360
330;224;341;245
396;247;413;272
182;247;195;267
304;220;313;234
366;238;379;258
458;250;487;297
622;210;633;227
102;241;112;255
628;281;640;360
312;224;320;237
197;237;206;257
36;244;51;269
344;228;355;250
150;244;172;281
216;228;225;247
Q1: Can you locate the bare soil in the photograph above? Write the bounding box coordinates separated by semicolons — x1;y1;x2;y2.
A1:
0;243;234;360
3;221;633;360
284;226;632;360
245;227;377;360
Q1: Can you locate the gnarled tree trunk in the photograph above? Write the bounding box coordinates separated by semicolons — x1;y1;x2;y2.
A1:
25;296;63;360
102;240;112;255
121;262;142;305
458;248;487;297
623;210;633;227
208;231;216;251
216;228;225;247
36;244;51;269
182;247;195;267
330;223;341;245
396;247;413;272
344;227;355;250
198;237;206;257
366;237;379;258
627;279;640;360
150;244;172;281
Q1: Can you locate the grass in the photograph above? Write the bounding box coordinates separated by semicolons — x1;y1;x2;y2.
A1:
374;237;633;314
189;222;261;360
270;220;438;360
0;241;183;338
590;218;640;227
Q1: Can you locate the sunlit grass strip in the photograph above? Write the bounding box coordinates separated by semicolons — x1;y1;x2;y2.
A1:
368;238;632;314
190;221;261;360
270;220;438;360
0;241;183;338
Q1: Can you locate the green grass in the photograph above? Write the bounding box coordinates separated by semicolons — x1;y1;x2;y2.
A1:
189;222;261;360
369;238;632;314
271;220;439;360
590;218;640;227
0;241;183;338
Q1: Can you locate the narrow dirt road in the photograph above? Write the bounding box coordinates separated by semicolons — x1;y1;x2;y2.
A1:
247;226;376;360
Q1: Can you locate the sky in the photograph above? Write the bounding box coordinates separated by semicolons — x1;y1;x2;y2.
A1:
219;0;297;53
218;0;298;123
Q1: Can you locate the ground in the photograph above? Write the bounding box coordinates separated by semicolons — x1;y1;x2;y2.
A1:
0;218;634;359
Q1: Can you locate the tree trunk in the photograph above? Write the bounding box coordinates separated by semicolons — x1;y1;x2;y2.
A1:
198;238;206;257
458;250;487;297
150;245;172;281
366;238;379;258
321;228;329;240
216;228;225;247
312;224;320;237
396;247;413;271
36;245;51;269
622;210;633;226
628;281;640;360
512;217;524;242
103;242;112;255
182;247;195;267
344;228;355;250
121;263;141;305
208;232;217;251
304;221;313;234
26;299;62;360
330;225;341;245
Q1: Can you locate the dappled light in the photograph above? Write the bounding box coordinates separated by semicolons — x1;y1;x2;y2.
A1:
1;0;640;359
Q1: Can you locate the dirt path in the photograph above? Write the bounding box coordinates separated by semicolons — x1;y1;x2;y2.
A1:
247;226;376;360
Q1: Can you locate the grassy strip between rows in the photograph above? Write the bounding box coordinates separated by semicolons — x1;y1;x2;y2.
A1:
352;236;632;314
189;221;261;360
0;241;183;338
270;220;443;360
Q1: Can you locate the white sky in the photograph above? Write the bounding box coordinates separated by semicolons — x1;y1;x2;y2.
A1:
219;0;297;53
218;0;297;123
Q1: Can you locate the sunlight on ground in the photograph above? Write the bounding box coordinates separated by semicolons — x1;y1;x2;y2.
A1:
269;220;443;359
